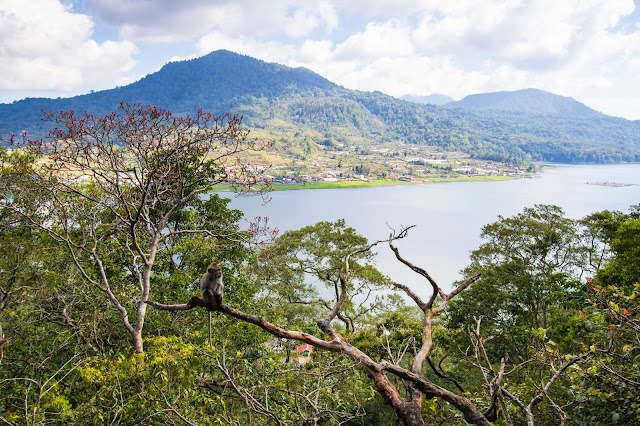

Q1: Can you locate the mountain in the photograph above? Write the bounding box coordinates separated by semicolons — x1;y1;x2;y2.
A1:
1;50;639;163
0;50;342;135
401;94;455;105
450;88;601;117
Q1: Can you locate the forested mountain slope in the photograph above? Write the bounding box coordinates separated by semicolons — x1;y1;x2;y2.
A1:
1;50;639;163
449;88;602;117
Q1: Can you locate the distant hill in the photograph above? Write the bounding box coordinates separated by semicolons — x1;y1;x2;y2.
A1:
1;51;639;163
450;88;602;117
401;94;455;105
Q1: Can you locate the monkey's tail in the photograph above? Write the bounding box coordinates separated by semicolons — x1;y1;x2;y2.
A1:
208;311;213;351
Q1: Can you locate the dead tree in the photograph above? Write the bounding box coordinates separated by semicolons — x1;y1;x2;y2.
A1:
148;226;499;425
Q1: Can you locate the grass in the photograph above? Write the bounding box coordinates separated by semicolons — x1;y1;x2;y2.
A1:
214;174;523;192
270;179;412;190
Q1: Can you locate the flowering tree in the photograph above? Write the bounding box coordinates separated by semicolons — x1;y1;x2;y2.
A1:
1;102;272;353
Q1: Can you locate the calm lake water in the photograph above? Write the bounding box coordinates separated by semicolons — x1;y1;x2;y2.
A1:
228;164;640;297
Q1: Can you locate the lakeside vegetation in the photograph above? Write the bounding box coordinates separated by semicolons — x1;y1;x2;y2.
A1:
271;174;518;190
216;174;518;192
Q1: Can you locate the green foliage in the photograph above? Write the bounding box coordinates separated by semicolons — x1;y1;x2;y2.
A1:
3;142;640;426
254;219;392;331
569;208;640;424
350;309;423;365
566;280;640;424
440;204;640;424
447;205;586;360
596;216;640;290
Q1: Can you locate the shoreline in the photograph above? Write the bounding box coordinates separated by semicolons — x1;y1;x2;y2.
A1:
216;173;524;192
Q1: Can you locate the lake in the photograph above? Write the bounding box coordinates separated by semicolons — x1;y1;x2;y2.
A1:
228;164;640;298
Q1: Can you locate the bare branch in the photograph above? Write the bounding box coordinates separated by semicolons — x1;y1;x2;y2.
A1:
380;362;492;426
444;273;482;303
144;222;499;425
147;297;494;425
319;227;415;328
388;238;443;306
158;392;197;426
391;282;427;310
148;298;354;355
501;387;526;412
426;355;466;393
527;352;590;411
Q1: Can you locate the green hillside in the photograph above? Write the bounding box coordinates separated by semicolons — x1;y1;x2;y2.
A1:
451;88;602;117
1;50;639;163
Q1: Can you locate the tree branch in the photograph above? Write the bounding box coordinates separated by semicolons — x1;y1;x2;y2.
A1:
380;362;492;426
527;352;590;411
388;238;444;306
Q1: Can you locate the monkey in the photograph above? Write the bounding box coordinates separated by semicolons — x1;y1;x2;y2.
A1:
200;262;223;350
201;262;223;306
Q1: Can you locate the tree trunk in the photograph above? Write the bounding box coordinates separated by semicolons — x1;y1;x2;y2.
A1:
132;330;144;354
396;401;425;426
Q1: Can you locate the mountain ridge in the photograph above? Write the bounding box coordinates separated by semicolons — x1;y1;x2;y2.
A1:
1;50;639;163
401;94;455;106
449;88;602;117
0;50;342;135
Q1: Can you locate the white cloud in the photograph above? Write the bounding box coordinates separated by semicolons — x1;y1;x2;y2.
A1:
297;40;335;64
318;2;339;33
283;9;320;38
191;19;417;93
85;0;340;42
412;0;636;70
182;0;640;119
194;32;293;65
0;0;137;98
337;56;490;100
85;0;226;40
3;0;640;119
334;20;414;61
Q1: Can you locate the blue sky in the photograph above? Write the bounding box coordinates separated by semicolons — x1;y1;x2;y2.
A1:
1;0;639;119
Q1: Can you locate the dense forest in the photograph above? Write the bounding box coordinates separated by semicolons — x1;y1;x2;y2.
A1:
1;50;640;163
1;104;639;425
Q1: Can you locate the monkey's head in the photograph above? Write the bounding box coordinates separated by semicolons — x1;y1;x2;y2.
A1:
207;262;222;278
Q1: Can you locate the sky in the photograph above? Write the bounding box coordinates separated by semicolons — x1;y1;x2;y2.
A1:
1;0;640;120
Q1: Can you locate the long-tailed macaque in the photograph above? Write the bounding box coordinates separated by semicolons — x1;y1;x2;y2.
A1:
200;262;223;350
